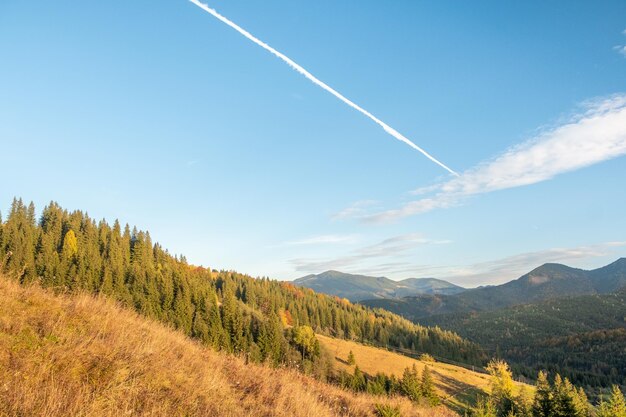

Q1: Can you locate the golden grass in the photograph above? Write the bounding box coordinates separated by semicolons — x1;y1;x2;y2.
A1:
318;335;532;413
0;275;456;417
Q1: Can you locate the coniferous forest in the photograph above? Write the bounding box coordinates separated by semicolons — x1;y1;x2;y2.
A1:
0;198;484;371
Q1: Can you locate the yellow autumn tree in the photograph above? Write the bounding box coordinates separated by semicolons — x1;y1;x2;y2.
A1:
486;359;515;416
62;230;78;259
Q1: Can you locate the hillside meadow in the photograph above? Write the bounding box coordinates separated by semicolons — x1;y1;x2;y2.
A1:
318;335;533;414
0;274;456;417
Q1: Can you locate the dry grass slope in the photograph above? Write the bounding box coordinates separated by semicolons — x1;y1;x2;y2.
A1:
0;275;456;417
318;335;532;413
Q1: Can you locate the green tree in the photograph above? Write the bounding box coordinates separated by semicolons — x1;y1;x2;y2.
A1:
486;359;515;417
350;365;366;392
400;365;421;402
347;350;356;366
514;386;532;417
532;371;553;417
551;374;579;417
421;366;439;406
599;385;626;417
366;373;389;396
473;396;497;417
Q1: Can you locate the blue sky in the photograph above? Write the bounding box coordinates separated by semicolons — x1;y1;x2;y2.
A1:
1;0;625;286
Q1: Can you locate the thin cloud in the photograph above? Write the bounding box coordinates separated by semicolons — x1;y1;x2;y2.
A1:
612;29;626;57
290;233;450;273
430;241;626;286
361;94;626;223
300;241;626;285
332;200;380;221
283;234;359;246
189;0;458;176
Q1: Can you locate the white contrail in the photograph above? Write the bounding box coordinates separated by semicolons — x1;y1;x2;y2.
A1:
189;0;459;176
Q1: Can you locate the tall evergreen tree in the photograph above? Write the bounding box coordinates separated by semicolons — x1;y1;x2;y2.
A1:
606;385;626;417
532;371;553;417
486;359;515;417
420;366;439;406
400;365;421;402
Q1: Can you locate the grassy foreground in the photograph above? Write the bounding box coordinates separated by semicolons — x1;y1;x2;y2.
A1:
0;275;456;417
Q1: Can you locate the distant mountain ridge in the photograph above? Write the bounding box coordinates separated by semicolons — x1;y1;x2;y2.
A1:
293;270;465;302
362;258;626;319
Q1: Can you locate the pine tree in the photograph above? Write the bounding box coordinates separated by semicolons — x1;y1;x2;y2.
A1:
532;371;553;417
608;385;626;417
366;373;389;396
514;386;533;417
350;366;366;392
474;396;497;417
486;359;515;417
597;398;613;417
347;350;356;366
400;365;421;402
420;366;439;406
572;386;590;417
552;374;578;417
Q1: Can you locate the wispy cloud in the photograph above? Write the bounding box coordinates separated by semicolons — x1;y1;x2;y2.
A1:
614;45;626;57
332;200;380;221
283;234;359;246
290;233;450;274
356;94;626;223
291;241;625;285
613;29;626;57
189;0;458;176
421;241;626;286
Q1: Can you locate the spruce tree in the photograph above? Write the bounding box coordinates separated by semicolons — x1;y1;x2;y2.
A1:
552;374;578;417
486;359;515;417
608;385;626;417
420;366;439;406
350;366;366;392
474;396;497;417
532;371;553;417
347;350;356;366
400;365;421;402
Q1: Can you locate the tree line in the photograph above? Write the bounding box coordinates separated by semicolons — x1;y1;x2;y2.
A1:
0;199;485;375
473;360;626;417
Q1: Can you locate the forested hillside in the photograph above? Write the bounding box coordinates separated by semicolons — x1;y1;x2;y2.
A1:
0;198;484;370
0;272;451;417
423;291;626;392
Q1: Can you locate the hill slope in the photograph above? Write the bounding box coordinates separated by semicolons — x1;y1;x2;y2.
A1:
317;335;530;414
423;289;626;390
0;274;454;417
0;199;484;368
294;270;464;302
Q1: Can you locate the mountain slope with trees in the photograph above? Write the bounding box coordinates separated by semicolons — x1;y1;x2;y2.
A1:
0;198;484;369
423;290;626;392
294;270;464;302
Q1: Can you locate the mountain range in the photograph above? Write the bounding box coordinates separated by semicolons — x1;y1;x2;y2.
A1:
293;270;465;302
361;258;626;319
357;258;626;393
